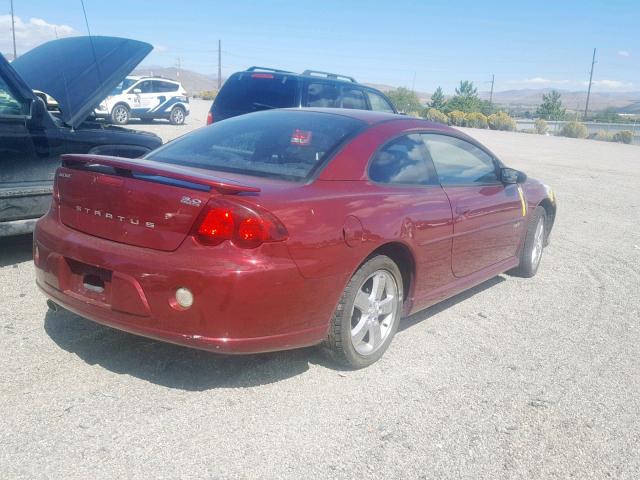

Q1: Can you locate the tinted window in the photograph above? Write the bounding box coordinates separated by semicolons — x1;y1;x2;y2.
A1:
369;134;437;185
214;73;299;114
111;78;136;95
153;81;179;93
132;81;153;94
366;91;395;113
147;110;364;181
340;88;366;109
422;134;499;185
0;77;27;116
306;82;339;107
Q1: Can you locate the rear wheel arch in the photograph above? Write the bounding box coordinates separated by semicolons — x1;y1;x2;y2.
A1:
111;102;130;113
363;242;416;303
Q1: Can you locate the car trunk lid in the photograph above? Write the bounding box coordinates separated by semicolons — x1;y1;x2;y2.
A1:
57;154;260;251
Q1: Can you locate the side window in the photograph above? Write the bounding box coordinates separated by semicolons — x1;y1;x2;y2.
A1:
306;82;339;107
154;81;179;93
0;76;28;116
421;134;499;185
340;87;367;110
369;134;438;185
366;91;395;113
132;81;152;94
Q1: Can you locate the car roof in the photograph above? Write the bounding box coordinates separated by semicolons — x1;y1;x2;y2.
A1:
131;76;181;84
282;107;454;129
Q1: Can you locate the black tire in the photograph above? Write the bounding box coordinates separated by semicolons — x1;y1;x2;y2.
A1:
169;106;186;125
110;104;130;125
323;255;403;369
511;206;547;278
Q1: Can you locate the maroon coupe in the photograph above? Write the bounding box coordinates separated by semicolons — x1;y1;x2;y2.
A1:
34;109;556;368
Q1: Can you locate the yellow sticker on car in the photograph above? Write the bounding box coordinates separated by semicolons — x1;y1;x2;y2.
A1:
517;185;527;217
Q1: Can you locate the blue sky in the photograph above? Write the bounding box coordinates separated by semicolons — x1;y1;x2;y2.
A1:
1;0;638;93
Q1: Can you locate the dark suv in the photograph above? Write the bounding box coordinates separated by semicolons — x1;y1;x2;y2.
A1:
207;67;397;124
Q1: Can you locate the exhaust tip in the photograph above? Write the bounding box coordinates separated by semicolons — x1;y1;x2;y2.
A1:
46;299;59;312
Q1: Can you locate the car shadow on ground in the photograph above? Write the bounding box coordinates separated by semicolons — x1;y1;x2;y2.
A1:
43;275;506;391
0;234;33;268
398;275;505;333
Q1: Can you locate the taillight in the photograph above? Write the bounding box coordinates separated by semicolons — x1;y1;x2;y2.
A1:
193;198;288;248
206;111;213;125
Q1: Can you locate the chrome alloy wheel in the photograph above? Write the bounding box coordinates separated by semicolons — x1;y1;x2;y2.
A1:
531;217;545;267
113;105;128;123
350;269;399;356
171;107;184;124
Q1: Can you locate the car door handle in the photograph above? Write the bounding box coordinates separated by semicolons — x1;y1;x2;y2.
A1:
455;206;471;216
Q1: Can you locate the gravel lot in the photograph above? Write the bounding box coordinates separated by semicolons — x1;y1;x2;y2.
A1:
1;100;639;479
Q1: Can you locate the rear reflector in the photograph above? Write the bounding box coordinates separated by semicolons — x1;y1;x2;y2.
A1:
193;198;288;249
206;111;213;125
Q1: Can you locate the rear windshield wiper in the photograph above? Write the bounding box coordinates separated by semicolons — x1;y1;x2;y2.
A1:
253;102;277;110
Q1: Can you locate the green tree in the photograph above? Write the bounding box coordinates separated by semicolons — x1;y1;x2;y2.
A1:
429;86;446;110
445;80;482;113
536;90;566;120
387;87;422;114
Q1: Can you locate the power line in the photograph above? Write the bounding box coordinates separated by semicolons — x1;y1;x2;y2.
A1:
79;0;101;81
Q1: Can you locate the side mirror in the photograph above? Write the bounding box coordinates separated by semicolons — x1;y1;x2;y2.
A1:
501;167;527;184
29;97;46;123
132;88;142;94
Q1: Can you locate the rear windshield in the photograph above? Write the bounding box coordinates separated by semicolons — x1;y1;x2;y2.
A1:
146;110;365;181
213;72;299;114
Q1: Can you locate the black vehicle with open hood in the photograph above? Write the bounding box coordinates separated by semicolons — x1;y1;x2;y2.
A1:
0;35;162;236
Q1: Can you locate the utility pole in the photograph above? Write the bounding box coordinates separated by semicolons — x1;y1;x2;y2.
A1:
584;48;597;119
10;0;17;59
176;57;181;78
489;74;495;105
217;39;222;90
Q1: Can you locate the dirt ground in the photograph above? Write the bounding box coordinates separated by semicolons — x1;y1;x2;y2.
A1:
1;101;639;479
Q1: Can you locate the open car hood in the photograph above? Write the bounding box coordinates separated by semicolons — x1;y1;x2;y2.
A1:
12;36;152;128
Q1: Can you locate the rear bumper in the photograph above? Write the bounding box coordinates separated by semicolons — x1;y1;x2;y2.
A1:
34;212;337;354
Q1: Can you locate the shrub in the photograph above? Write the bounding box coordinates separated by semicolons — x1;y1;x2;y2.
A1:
488;111;516;131
423;108;448;124
560;121;588;139
613;130;633;144
448;110;467;127
534;118;548;135
465;112;488;129
198;90;218;100
594;130;614;142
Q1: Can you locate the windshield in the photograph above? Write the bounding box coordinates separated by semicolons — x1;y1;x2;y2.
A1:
213;72;299;115
110;78;137;95
146;110;364;181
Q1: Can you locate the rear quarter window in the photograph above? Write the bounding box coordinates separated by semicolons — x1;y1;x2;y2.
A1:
146;110;364;181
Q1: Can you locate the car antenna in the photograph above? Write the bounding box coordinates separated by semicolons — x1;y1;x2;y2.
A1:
66;0;101;132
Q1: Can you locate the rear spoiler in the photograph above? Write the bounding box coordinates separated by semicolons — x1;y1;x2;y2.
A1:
61;154;261;194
